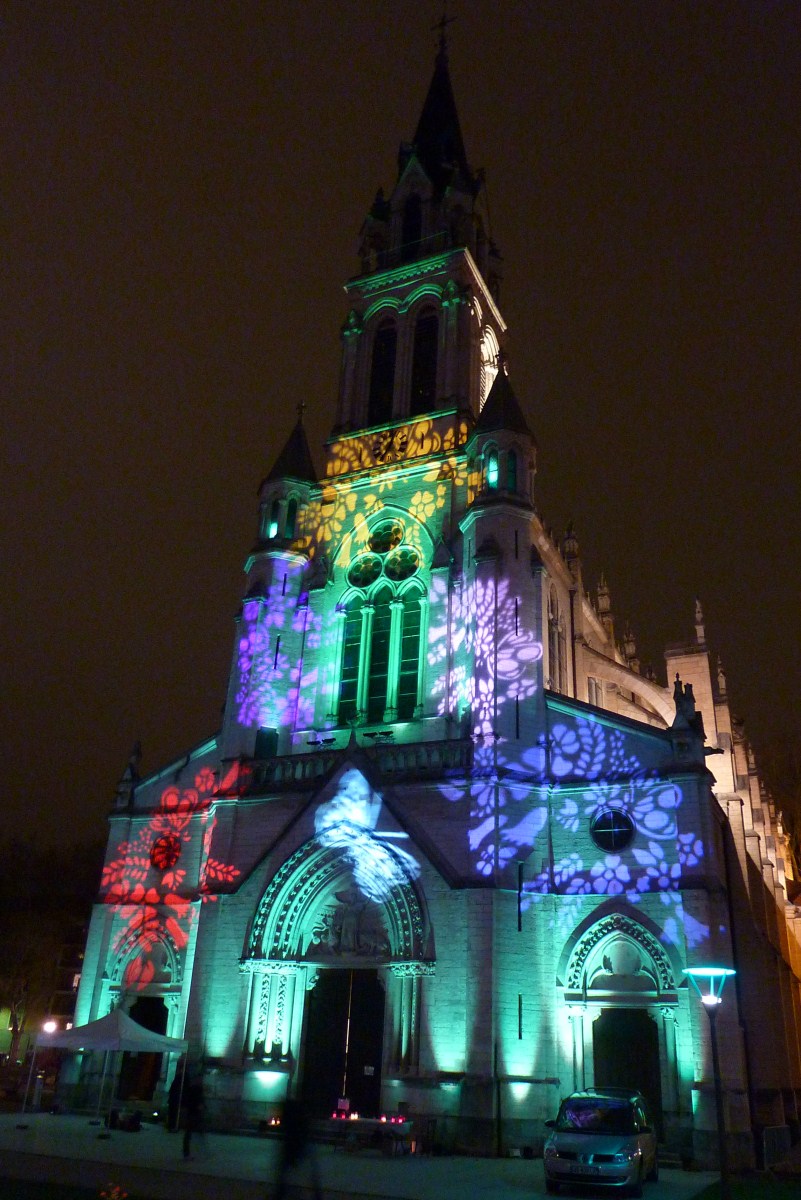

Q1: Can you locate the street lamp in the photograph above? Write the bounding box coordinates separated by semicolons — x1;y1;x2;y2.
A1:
684;966;736;1200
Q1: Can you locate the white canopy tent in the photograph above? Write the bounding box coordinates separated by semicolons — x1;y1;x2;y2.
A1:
26;1008;189;1119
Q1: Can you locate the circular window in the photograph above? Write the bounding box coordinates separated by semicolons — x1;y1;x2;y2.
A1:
590;809;635;853
368;520;404;554
150;833;182;871
384;546;420;582
347;554;382;589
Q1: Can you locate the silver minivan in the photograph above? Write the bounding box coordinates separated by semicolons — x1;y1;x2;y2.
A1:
543;1088;659;1195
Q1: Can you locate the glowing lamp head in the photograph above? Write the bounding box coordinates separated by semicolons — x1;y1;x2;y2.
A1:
42;1020;58;1034
683;965;735;1007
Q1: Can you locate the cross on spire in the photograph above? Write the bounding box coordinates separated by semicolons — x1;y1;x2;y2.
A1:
432;4;456;55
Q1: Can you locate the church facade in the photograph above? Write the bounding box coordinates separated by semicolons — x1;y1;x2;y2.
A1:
76;48;801;1165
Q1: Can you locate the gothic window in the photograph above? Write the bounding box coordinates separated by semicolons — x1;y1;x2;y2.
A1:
368;319;397;426
338;595;364;724
337;520;425;725
486;446;499;490
366;583;392;723
398;587;423;720
507;450;518;493
266;499;280;539
409;308;438;417
284;498;298;539
402;194;422;260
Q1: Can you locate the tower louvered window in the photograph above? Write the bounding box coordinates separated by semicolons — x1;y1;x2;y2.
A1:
410;309;438;416
368;320;397;426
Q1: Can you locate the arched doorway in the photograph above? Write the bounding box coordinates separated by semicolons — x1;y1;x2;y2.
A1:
300;968;385;1117
118;996;168;1101
593;1008;663;1134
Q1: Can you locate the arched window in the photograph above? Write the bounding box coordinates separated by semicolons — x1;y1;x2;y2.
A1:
338;595;364;724
402;194;422;260
284;498;298;539
267;499;280;540
410;308;438;417
337;520;424;725
398;588;423;720
507;450;518;493
366;584;392;723
486;447;499;490
367;319;397;426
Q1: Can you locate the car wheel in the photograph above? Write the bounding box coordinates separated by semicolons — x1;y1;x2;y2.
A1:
545;1182;560;1194
646;1156;659;1183
629;1165;643;1198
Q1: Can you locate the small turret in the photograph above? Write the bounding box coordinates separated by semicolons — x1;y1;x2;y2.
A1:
596;574;614;642
114;741;141;809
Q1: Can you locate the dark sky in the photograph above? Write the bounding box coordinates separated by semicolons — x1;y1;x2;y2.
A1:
4;2;800;847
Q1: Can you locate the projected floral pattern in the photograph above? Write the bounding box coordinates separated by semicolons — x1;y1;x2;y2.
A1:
314;769;420;903
101;770;240;990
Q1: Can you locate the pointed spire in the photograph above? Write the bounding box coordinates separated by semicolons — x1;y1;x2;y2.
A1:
261;418;316;487
408;32;473;194
475;365;532;436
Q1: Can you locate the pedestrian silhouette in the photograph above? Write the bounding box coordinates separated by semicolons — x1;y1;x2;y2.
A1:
274;1097;322;1200
182;1079;204;1160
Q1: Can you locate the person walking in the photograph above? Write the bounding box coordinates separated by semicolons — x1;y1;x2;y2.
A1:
273;1096;322;1200
182;1078;205;1160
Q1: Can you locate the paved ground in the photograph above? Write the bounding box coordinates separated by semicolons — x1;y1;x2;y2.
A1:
0;1113;719;1200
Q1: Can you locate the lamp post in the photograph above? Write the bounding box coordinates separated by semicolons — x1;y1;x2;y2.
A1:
684;966;735;1200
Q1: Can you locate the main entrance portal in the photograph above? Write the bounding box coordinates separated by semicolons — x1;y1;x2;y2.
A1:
301;969;385;1118
593;1008;663;1134
118;996;168;1101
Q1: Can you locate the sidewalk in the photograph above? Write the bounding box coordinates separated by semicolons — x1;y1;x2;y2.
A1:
0;1112;718;1200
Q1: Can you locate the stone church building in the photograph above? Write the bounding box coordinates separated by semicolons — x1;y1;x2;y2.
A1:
76;45;801;1164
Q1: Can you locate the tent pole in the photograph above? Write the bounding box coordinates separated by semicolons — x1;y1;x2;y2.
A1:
95;1050;109;1121
21;1047;38;1114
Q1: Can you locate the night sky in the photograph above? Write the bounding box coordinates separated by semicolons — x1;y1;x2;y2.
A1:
4;2;800;847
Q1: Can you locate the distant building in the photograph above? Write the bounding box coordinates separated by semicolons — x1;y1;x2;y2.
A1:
76;43;800;1166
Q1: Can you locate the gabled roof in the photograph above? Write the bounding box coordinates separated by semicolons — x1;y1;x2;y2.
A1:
475;369;533;437
410;43;473;194
261;419;317;487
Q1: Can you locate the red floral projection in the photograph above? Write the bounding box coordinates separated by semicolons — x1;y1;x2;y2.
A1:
101;768;240;990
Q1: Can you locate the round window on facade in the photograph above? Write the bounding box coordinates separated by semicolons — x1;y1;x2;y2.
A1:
347;554;383;589
590;809;635;854
150;833;182;871
384;546;420;582
368;520;404;554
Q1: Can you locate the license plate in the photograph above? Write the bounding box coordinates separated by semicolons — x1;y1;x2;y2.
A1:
568;1164;600;1175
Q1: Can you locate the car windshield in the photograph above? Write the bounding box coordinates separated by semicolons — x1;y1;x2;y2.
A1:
555;1098;637;1135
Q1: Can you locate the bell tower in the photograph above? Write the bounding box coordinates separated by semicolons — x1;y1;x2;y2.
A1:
333;38;506;445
